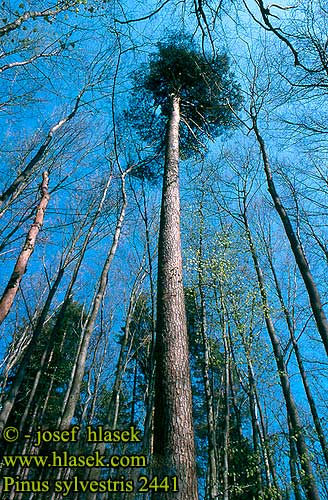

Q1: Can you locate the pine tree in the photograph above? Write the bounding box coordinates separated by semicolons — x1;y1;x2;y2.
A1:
129;34;241;499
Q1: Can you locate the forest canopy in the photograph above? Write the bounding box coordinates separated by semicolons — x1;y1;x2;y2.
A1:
0;1;328;499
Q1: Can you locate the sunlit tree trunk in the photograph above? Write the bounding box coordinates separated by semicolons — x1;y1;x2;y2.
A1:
153;95;198;499
0;171;50;326
59;170;129;429
0;172;51;431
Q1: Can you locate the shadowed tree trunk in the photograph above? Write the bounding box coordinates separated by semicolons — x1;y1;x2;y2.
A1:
153;95;198;499
197;199;219;499
59;169;129;429
262;228;328;467
241;195;320;500
252;110;328;357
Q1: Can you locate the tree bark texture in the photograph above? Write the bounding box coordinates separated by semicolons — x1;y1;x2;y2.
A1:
0;171;50;326
152;95;198;499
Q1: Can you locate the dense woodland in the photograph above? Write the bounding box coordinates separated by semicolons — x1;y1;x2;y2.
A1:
1;0;328;499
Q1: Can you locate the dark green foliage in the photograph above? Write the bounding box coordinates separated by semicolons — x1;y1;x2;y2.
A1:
92;293;153;430
120;293;153;426
1;300;83;431
0;301;84;495
126;33;242;177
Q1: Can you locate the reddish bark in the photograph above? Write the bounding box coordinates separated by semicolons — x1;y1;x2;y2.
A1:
0;171;50;325
153;96;198;499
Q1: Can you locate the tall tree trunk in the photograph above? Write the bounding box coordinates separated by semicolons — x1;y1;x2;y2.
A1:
0;171;50;325
59;170;128;429
288;416;303;500
197;199;219;499
0;173;51;431
152;95;198;499
242;200;320;500
85;267;146;500
248;363;267;496
252;111;328;356
15;267;65;433
246;355;281;497
0;170;111;431
232;302;280;496
263;231;328;466
222;333;230;500
131;180;157;462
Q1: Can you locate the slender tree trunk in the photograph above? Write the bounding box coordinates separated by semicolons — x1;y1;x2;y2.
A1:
288;416;303;500
246;356;283;497
264;234;328;466
106;268;146;429
242;201;320;500
81;319;108;425
152;95;198;499
222;334;230;500
0;174;104;431
0;94;81;210
16;267;65;432
86;269;146;499
0;171;50;325
0;323;30;399
248;364;266;496
38;336;65;425
59;170;129;429
130;357;138;425
0;173;51;431
53;168;114;425
252;112;328;356
233;305;281;496
197;200;219;499
139;182;157;462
